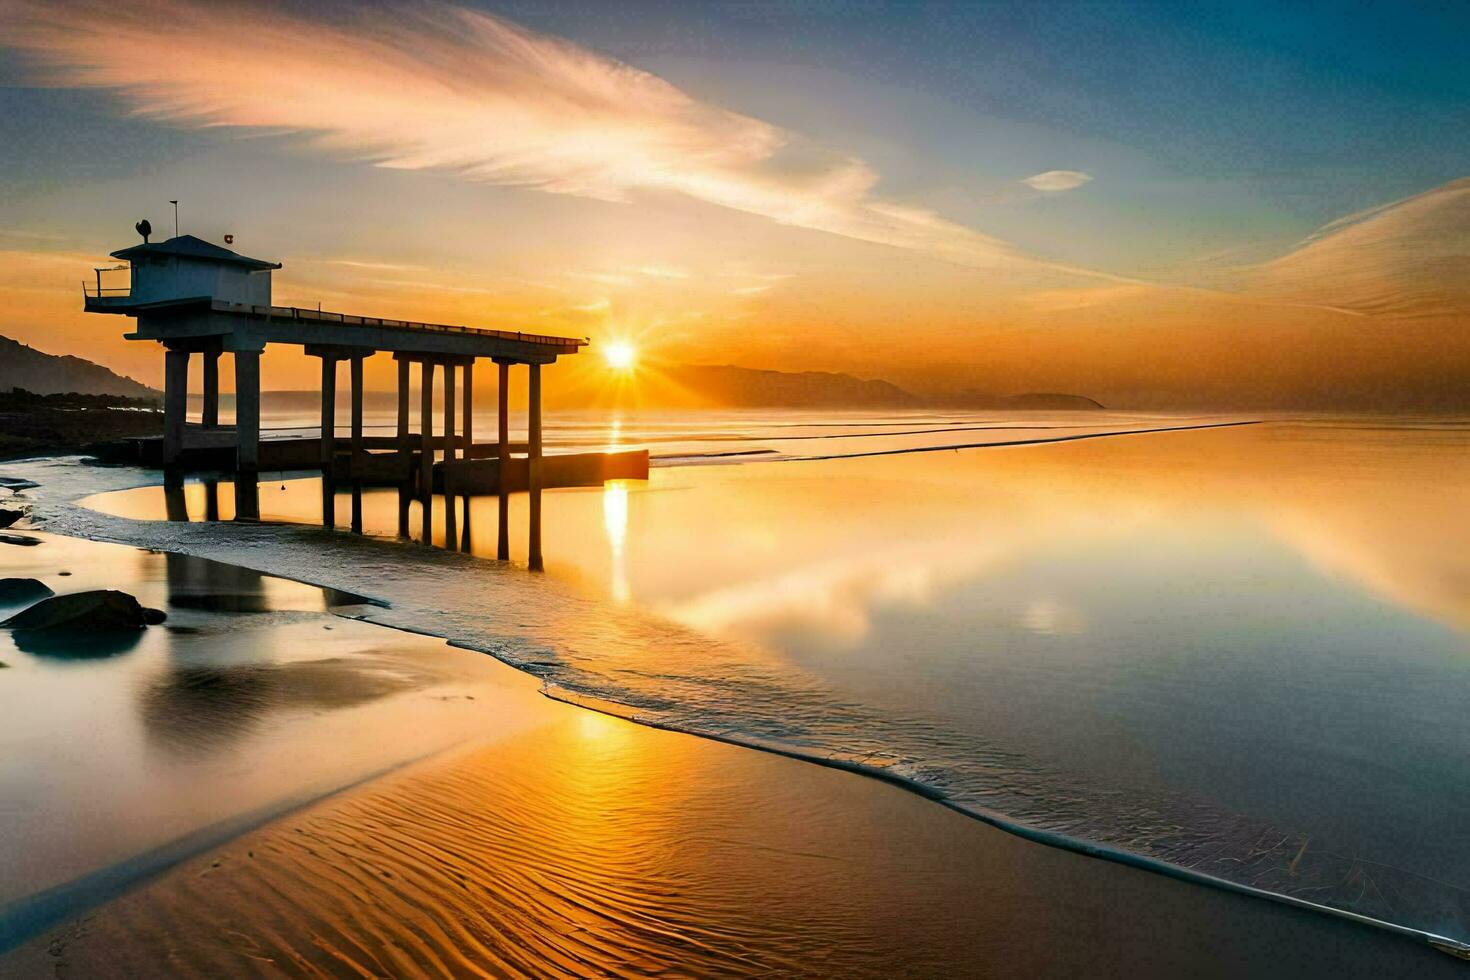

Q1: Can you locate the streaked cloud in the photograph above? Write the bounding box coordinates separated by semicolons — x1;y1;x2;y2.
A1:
322;258;430;273
1023;170;1094;192
2;0;1103;279
1247;177;1470;318
634;266;689;280
1022;283;1154;312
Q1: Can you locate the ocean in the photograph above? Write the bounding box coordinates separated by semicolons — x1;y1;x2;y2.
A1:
13;409;1470;950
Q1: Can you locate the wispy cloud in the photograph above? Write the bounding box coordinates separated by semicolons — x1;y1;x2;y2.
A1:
2;0;1107;278
1023;170;1093;192
720;270;794;282
1248;176;1470;318
322;258;430;273
633;265;689;280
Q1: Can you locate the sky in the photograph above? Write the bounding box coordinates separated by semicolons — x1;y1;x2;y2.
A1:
0;0;1465;409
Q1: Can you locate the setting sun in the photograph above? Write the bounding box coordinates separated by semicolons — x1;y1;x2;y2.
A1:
603;340;637;371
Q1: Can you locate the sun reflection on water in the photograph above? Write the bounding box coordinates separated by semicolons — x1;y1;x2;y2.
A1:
604;480;631;603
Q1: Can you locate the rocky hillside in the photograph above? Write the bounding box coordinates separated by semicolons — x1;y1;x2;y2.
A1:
0;335;158;399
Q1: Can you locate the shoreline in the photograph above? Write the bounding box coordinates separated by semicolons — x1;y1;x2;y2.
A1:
0;531;1462;975
4;432;1469;969
544;687;1470;960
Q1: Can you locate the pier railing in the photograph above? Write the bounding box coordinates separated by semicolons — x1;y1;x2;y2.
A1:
215;301;587;349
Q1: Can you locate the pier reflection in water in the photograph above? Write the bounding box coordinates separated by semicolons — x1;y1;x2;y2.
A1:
0;531;502;921
143;551;446;764
156;473;544;567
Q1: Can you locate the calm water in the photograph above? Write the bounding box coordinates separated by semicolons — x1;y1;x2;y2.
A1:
0;534;551;952
29;412;1470;945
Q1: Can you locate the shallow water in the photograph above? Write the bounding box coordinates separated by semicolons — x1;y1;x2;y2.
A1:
233;402;1252;463
0;533;547;949
15;412;1470;946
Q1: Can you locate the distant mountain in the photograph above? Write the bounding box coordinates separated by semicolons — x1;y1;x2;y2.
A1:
996;392;1105;410
648;364;1103;411
0;335;158;399
668;364;920;408
934;389;1106;411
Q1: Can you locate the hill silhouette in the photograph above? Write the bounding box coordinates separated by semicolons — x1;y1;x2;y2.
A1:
0;334;158;399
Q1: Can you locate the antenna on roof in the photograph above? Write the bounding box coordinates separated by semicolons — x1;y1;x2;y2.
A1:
169;200;179;239
135;219;152;244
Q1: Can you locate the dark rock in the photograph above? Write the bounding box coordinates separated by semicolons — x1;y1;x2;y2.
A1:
2;590;167;631
0;507;24;529
0;533;42;547
0;578;54;604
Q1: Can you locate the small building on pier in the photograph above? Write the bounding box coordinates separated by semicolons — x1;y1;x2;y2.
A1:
103;235;279;308
85;231;642;566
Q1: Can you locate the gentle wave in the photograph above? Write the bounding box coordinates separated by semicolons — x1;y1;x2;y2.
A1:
544;686;1470;959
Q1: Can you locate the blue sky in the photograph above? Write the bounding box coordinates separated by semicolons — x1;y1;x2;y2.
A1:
512;1;1470;207
4;0;1466;271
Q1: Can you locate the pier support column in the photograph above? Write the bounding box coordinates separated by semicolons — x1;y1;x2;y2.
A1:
319;354;337;526
444;358;457;547
396;356;411;537
461;361;474;551
528;362;543;572
420;359;435;544
201;350;221;429
497;360;510;561
163;469;188;522
162;347;189;467
350;354;365;534
233;347;262;521
203;478;220;523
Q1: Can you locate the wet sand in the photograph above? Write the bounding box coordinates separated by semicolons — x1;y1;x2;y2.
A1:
0;531;1464;975
5;673;1468;977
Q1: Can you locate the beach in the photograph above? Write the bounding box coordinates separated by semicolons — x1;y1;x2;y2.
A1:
0;541;1461;977
2;414;1468;975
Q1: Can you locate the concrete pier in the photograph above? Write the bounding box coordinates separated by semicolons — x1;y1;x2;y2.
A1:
443;358;457;546
396;356;411;537
85;231;587;555
420;359;435;543
163;347;188;465
528;362;543;571
201;349;220;429
233;349;260;473
497;360;511;561
319;353;337;525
